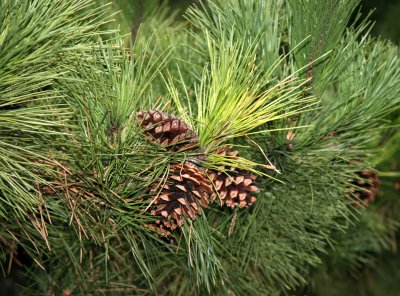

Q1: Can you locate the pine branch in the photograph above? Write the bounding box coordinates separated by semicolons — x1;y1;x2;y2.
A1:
1;1;400;295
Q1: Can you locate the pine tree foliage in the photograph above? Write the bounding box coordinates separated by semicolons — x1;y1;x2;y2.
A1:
0;0;399;295
0;0;110;275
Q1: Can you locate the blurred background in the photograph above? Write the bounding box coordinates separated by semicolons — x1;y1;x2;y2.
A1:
360;0;400;42
94;0;400;42
173;0;400;43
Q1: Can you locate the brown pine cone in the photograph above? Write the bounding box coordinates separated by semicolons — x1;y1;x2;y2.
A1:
137;110;198;152
149;162;213;234
353;170;380;205
208;170;258;208
207;147;258;208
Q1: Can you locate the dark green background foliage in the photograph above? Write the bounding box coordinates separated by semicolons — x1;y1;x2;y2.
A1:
0;1;399;295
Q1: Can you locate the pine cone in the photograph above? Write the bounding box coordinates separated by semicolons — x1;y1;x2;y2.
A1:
149;162;213;234
137;110;198;152
207;147;258;208
353;170;380;205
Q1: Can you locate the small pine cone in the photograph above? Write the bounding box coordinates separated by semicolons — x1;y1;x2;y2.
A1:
137;110;198;152
208;170;258;208
207;147;258;208
143;222;173;237
353;170;380;205
149;162;213;233
40;185;56;195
